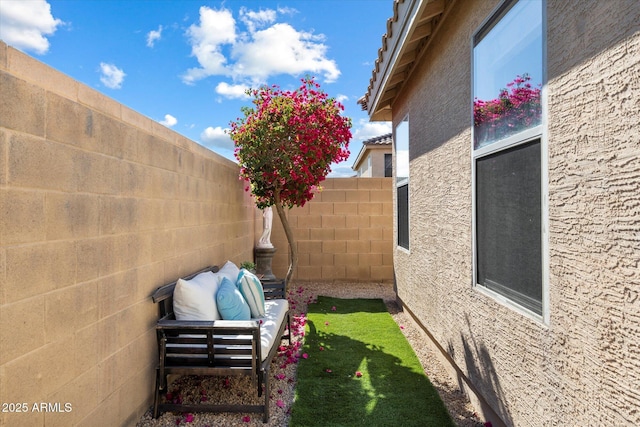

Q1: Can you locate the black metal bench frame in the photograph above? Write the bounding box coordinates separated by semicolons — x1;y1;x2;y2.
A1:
150;266;290;422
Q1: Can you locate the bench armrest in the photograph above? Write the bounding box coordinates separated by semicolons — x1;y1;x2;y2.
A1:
261;278;286;300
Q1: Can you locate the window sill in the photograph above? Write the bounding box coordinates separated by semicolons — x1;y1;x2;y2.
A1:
474;283;548;327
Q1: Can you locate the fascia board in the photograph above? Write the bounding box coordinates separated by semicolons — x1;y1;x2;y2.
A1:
369;0;423;119
351;143;369;171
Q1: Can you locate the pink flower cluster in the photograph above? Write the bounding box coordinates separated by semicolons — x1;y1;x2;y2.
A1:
263;286;316;418
275;288;312;371
473;74;541;147
230;77;352;210
174;413;199;425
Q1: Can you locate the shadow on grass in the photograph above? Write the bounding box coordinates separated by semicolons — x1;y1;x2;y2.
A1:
290;297;454;427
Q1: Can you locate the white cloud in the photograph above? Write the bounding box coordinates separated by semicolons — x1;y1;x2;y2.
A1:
232;23;340;83
239;7;276;33
182;6;236;84
215;82;250;99
276;7;297;16
200;126;234;151
146;25;162;47
328;165;357;178
159;114;177;127
99;62;126;89
0;0;63;54
352;119;392;142
336;94;348;104
182;6;340;85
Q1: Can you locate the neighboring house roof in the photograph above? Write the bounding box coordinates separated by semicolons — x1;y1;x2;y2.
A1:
358;0;449;121
364;133;393;146
352;133;393;171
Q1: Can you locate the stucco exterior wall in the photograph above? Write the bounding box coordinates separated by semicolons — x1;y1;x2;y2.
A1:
0;42;259;426
369;148;391;178
354;147;391;177
391;1;639;426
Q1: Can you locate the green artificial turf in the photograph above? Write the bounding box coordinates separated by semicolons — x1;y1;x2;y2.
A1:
289;297;455;427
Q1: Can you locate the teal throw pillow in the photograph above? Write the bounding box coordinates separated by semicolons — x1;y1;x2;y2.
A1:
216;277;251;320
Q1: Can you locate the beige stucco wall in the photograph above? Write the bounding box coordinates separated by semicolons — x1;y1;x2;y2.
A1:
0;41;259;426
353;146;391;177
369;148;391;178
390;1;639;426
268;177;394;283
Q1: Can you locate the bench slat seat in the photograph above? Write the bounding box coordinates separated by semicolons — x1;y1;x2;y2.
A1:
151;266;290;422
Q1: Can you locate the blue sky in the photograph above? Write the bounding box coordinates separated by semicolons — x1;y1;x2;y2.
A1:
0;0;393;176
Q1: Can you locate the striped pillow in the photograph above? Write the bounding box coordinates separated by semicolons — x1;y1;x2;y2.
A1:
237;269;266;318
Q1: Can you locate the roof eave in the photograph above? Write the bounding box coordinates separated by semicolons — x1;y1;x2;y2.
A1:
351;143;369;171
363;0;448;121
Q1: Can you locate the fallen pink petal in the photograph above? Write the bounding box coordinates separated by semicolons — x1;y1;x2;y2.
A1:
276;399;285;408
302;353;309;359
355;371;363;378
242;416;251;422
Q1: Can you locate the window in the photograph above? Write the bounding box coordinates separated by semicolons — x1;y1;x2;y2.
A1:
395;118;409;250
384;153;392;177
472;0;545;317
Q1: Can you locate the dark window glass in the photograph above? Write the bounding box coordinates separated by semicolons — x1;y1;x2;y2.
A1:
397;184;409;249
384;154;392;177
476;139;542;314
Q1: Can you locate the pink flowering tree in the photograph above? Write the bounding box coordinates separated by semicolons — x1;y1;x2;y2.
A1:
473;73;541;147
229;77;352;285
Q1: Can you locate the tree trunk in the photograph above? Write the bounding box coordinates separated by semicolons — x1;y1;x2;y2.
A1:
273;192;297;289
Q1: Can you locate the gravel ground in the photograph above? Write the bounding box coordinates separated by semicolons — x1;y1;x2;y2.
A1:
137;282;485;427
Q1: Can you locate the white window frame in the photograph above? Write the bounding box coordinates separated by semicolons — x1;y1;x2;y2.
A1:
471;0;549;324
395;116;410;252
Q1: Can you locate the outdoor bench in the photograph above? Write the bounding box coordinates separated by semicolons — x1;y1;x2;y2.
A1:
151;265;290;422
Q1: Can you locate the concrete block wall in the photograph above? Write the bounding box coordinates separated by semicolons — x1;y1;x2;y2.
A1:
0;41;259;426
268;177;394;282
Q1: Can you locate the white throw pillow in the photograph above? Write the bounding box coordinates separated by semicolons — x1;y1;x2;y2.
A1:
217;261;240;283
237;269;266;318
173;271;221;320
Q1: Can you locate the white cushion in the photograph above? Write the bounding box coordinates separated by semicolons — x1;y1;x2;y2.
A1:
237;269;266;318
217;260;240;283
173;271;221;321
258;299;289;360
